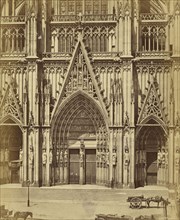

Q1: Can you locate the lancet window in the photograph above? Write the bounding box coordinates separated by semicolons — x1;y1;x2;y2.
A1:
1;28;25;53
83;26;115;52
52;0;108;15
141;25;166;51
51;25;115;53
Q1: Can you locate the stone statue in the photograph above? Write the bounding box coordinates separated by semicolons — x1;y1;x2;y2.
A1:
64;149;68;163
42;148;47;165
19;148;23;161
29;146;34;166
112;150;117;165
165;149;168;167
96;149;100;162
106;149;110;165
4;148;9;162
49;149;53;165
124;148;130;166
59;149;63;163
161;148;166;166
175;149;180;169
80;148;84;163
157;149;162;168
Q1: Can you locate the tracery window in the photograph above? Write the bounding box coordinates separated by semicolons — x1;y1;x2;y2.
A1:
1;28;25;53
54;0;108;15
141;25;166;51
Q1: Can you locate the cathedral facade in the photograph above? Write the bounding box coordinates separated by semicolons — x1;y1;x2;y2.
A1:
0;0;180;193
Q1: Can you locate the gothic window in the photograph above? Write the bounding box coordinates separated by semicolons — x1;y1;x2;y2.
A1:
100;28;107;52
1;28;25;53
56;0;108;15
141;25;166;51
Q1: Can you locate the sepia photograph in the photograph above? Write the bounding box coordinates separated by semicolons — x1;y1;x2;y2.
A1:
0;0;180;220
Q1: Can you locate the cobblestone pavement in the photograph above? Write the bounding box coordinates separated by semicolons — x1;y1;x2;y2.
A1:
0;184;172;220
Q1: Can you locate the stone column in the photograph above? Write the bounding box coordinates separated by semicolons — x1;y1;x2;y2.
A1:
64;148;68;183
19;148;23;183
34;128;39;186
28;143;34;184
109;130;113;185
96;148;100;184
22;129;28;185
169;129;174;187
42;148;47;185
130;129;135;188
59;149;64;184
79;140;85;185
123;145;130;187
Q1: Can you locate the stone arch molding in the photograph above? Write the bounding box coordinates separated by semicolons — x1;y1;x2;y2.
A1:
51;90;108;145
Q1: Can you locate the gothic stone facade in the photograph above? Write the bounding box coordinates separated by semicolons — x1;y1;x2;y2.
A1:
0;0;180;193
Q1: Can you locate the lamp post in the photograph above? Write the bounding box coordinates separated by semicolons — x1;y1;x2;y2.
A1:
26;180;30;207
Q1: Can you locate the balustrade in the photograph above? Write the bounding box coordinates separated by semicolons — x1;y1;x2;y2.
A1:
140;13;167;21
0;16;25;23
136;51;171;58
51;14;115;22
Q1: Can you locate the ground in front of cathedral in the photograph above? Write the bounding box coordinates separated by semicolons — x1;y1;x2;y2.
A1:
1;184;174;220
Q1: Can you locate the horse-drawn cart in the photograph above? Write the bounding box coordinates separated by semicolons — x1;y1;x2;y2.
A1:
127;195;169;209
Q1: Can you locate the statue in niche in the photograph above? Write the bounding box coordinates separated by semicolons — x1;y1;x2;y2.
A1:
157;149;162;168
57;149;63;163
165;148;168;167
161;147;166;166
49;149;53;165
64;149;68;163
29;146;34;166
124;147;130;167
4;148;9;162
19;148;23;161
106;149;110;165
112;149;117;165
56;148;60;163
96;149;100;162
42;148;47;165
102;149;106;163
175;149;180;169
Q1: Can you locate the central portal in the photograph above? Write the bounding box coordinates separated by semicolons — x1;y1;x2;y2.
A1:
69;149;96;184
51;93;107;185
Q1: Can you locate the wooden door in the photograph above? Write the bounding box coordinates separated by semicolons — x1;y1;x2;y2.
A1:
85;149;96;184
69;149;79;184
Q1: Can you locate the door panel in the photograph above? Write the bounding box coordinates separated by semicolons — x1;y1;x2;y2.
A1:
69;149;79;184
85;149;96;184
146;152;157;185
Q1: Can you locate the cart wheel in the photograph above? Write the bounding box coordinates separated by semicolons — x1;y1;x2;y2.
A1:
130;197;142;209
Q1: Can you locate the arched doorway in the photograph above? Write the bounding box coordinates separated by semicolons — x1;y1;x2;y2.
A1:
0;119;22;184
51;92;108;185
135;119;167;187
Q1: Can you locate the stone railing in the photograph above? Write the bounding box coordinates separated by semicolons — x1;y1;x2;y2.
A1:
83;14;115;21
42;52;122;60
0;16;25;23
51;14;115;22
140;13;167;21
92;52;123;59
42;52;72;59
0;52;26;58
136;51;171;58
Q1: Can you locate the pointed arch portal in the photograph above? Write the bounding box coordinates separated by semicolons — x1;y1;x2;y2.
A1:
135;119;167;187
0;119;22;184
51;92;108;185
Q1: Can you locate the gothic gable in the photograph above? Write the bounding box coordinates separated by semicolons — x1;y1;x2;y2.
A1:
0;85;23;123
51;38;108;120
138;78;166;124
